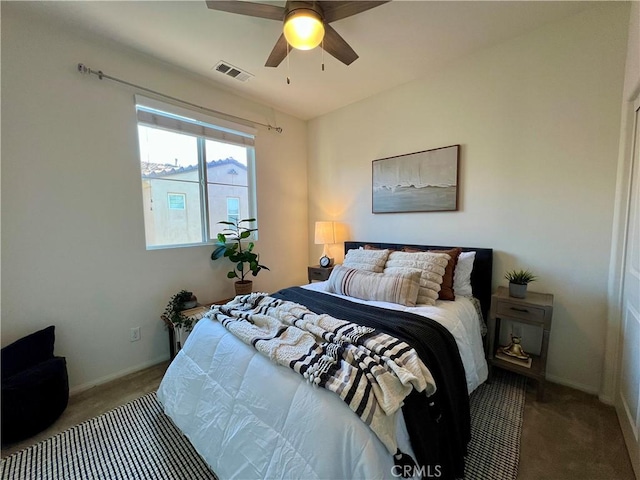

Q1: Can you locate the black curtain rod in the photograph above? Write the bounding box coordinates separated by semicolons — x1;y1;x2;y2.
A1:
77;63;283;133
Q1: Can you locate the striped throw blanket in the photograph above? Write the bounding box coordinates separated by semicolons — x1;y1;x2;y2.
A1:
205;293;437;455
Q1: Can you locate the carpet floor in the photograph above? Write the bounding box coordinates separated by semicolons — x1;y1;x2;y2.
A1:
1;370;525;480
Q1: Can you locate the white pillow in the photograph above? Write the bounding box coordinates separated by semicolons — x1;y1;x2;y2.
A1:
327;265;421;307
383;251;449;306
453;251;476;297
342;248;390;273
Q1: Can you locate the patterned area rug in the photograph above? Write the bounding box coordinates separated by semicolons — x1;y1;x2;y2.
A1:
466;370;527;479
0;394;217;480
1;370;525;480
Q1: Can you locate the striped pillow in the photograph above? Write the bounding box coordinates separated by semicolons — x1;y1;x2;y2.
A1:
383;251;450;305
342;248;390;273
327;265;421;307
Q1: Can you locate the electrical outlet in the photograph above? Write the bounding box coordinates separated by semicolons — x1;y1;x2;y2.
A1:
130;327;141;342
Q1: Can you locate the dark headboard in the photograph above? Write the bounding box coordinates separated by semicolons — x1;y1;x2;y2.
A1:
344;242;493;320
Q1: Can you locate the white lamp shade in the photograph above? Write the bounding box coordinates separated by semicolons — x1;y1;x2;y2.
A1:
314;221;335;245
283;9;325;50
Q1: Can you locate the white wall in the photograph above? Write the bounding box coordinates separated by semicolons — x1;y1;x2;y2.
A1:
1;4;309;392
308;3;629;393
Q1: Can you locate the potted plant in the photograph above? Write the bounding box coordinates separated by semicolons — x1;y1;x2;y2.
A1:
162;290;198;352
211;218;269;295
504;269;538;298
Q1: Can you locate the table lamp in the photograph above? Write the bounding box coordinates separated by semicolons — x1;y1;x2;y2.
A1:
314;221;335;268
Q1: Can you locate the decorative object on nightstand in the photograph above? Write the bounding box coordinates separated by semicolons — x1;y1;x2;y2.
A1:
498;335;532;368
504;269;538;299
315;221;335;267
211;217;269;295
161;290;199;359
162;297;233;359
487;286;553;400
308;265;334;283
163;290;197;331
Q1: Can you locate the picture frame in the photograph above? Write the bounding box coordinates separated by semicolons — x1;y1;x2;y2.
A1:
372;144;460;213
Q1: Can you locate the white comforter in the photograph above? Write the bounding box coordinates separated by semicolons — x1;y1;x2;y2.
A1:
157;285;488;480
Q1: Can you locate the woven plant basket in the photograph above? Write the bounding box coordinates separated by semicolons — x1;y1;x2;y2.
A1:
234;280;253;296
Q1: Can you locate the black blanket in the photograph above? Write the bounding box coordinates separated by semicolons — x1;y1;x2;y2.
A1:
272;287;470;480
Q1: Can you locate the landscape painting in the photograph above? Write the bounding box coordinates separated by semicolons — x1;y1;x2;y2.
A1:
372;145;460;213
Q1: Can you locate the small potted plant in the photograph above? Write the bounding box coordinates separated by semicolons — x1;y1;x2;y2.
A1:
162;290;198;353
504;269;538;298
211;218;269;295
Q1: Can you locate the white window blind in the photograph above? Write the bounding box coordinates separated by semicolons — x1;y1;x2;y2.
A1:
135;95;256;147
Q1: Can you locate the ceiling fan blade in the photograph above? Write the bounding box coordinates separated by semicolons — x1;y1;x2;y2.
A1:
321;1;389;23
322;24;358;66
265;34;289;67
205;1;284;21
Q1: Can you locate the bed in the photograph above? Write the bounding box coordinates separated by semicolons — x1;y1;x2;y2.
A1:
157;242;492;480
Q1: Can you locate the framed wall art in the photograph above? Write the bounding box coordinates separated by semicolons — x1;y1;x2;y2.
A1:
372;144;460;213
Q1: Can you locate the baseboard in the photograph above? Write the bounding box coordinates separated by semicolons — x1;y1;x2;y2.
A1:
545;373;600;396
69;355;170;396
598;392;616;406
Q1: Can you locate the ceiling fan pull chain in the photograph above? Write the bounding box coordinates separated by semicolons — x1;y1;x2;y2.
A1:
321;38;325;72
286;42;291;85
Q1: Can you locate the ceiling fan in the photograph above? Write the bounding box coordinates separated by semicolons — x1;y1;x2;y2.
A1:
205;1;389;67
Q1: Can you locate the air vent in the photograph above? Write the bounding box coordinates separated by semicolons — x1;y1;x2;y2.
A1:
213;61;253;82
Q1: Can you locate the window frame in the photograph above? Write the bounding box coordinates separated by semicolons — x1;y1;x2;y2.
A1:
135;96;257;250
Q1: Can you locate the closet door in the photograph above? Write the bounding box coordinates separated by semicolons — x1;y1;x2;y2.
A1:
617;98;640;479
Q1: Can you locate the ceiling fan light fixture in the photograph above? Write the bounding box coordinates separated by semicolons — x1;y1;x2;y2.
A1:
283;8;325;51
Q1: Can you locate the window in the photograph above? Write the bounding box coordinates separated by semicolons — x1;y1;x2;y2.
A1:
136;96;257;249
168;193;186;210
227;197;240;224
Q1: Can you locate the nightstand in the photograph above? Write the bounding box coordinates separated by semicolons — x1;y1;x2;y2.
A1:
308;265;334;282
162;298;232;360
487;286;554;401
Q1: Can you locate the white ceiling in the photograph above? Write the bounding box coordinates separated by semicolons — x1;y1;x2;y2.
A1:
13;1;593;120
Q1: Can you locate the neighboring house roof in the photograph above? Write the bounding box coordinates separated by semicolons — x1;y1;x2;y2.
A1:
141;158;246;178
